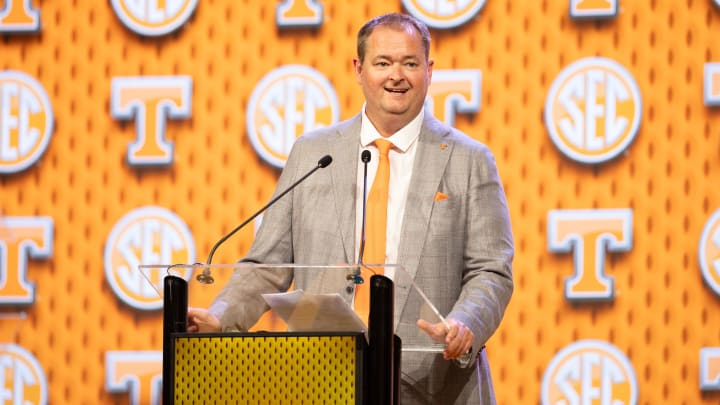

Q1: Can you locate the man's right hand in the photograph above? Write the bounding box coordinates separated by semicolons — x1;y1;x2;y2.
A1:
186;307;221;333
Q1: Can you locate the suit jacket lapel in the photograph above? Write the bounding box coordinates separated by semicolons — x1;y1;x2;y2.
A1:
328;115;362;264
397;115;452;276
394;116;452;325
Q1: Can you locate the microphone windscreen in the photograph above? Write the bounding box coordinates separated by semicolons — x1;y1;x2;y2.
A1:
361;150;371;163
318;155;333;168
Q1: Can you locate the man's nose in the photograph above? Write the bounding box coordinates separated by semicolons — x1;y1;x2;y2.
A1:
388;63;404;81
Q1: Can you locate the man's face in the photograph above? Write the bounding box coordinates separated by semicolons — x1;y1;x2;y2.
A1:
353;25;433;135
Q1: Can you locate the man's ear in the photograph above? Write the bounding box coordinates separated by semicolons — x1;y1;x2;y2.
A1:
353;58;363;82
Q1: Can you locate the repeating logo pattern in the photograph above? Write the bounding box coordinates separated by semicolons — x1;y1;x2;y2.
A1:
110;0;198;36
0;0;40;32
541;340;638;405
104;206;195;310
3;1;720;403
544;57;642;164
0;216;54;305
0;71;54;174
699;209;720;297
426;69;482;126
105;351;163;405
569;0;619;19
111;76;192;167
548;209;633;302
276;0;323;28
247;65;339;168
0;344;48;405
401;0;487;29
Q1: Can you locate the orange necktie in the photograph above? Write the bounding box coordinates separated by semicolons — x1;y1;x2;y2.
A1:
355;139;392;324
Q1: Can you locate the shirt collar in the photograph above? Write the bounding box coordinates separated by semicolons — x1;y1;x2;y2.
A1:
359;105;424;152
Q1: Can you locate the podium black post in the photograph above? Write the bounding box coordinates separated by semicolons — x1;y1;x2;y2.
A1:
162;275;187;405
367;274;399;405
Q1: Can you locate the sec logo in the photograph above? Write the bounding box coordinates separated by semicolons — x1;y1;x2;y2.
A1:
0;70;54;174
0;343;48;405
110;0;198;36
247;65;339;168
699;209;720;297
402;0;487;29
104;206;195;310
544;57;642;164
541;340;638;405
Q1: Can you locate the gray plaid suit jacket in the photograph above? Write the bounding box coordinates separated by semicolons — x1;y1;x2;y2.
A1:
210;113;514;404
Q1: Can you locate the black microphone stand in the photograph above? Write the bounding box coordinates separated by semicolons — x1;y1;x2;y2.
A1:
197;155;333;284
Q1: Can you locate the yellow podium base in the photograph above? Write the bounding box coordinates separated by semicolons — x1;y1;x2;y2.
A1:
171;332;364;404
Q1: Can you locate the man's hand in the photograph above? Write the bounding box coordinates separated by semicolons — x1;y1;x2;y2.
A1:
187;307;221;333
417;318;474;360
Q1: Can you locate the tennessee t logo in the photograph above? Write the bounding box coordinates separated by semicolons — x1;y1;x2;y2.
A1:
569;0;618;19
0;0;40;32
704;63;720;106
547;209;633;302
111;76;192;167
426;69;481;127
0;216;53;305
276;0;323;28
105;351;163;405
700;347;720;391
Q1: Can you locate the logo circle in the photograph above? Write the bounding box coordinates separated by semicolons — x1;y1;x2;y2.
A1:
402;0;487;29
0;70;54;174
541;339;638;405
0;344;48;405
110;0;198;36
104;206;195;310
246;65;339;168
699;208;720;297
544;57;642;164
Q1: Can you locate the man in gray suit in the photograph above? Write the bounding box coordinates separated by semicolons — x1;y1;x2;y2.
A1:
188;13;514;404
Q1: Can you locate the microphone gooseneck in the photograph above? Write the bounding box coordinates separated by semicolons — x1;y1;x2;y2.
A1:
197;154;333;284
349;149;371;284
357;150;371;265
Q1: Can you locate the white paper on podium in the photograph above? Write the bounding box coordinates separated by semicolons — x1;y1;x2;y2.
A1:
262;290;367;333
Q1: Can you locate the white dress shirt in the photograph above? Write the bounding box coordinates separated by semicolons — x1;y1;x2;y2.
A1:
354;107;423;268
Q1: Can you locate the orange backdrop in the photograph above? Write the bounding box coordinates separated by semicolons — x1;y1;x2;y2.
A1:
1;0;720;404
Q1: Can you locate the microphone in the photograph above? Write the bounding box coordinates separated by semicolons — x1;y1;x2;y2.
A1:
197;154;333;284
357;150;371;265
348;149;371;285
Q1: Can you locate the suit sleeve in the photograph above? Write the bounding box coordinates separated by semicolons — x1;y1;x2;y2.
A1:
208;139;307;331
445;142;514;366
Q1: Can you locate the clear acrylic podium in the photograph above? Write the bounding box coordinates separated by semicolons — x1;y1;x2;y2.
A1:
140;263;449;405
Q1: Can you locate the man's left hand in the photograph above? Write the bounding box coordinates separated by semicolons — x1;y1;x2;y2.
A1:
417;318;474;360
